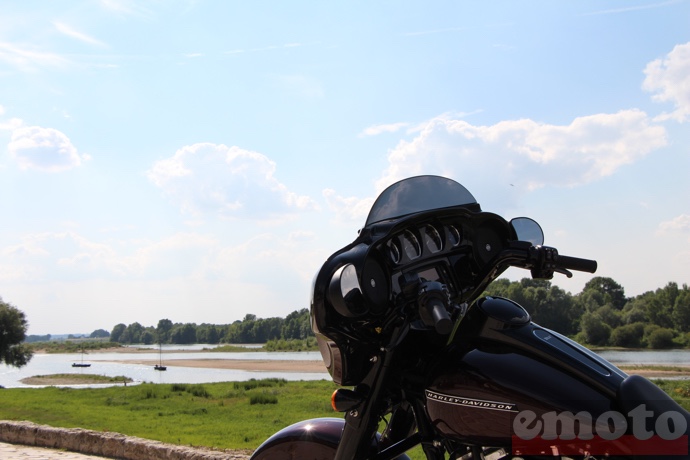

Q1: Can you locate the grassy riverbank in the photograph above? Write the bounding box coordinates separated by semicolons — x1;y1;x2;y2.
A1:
0;378;688;454
19;374;133;385
0;379;337;451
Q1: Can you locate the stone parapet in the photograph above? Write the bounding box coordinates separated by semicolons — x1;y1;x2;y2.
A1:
0;421;251;460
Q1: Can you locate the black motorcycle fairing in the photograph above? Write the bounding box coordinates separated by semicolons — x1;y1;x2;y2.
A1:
312;206;517;385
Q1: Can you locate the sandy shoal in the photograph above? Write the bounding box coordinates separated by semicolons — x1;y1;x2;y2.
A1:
94;358;327;373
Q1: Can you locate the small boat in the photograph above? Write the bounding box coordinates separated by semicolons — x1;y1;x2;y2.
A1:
154;343;167;371
72;346;91;368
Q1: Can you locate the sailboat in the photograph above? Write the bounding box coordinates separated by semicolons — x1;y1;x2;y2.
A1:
72;346;91;368
154;343;167;371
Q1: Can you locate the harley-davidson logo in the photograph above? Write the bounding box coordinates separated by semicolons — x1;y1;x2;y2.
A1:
425;390;518;412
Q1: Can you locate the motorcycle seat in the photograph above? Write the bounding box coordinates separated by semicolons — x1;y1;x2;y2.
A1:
617;374;689;459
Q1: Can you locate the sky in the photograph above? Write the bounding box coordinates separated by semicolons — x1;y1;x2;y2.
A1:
0;1;689;336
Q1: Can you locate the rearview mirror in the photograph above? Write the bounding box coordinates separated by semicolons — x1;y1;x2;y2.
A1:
510;217;544;246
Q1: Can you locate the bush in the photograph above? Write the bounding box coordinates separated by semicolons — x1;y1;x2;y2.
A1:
234;378;287;391
580;312;611;346
250;393;278;405
610;322;645;348
647;328;675;349
170;383;210;398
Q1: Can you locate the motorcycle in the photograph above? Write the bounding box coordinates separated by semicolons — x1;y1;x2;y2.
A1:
250;175;689;460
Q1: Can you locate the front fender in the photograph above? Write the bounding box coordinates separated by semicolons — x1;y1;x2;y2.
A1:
250;418;344;460
250;417;412;460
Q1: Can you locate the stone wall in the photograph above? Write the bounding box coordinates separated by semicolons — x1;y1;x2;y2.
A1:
0;421;251;460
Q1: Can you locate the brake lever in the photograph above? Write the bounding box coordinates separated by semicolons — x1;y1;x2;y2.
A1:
554;268;573;278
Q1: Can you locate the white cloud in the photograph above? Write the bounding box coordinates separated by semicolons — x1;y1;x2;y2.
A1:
322;188;375;223
657;214;690;235
0;116;22;131
99;0;153;18
8;125;88;172
148;143;319;220
643;42;690;122
359;122;411;137
0;41;68;72
376;110;667;195
53;22;107;48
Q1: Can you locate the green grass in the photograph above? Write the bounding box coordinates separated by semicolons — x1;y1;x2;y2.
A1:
618;364;690;373
20;374;133;385
27;341;122;353
0;379;337;450
0;378;687;456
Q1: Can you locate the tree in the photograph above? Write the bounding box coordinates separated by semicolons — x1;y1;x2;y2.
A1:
90;329;110;339
647;327;675;349
0;297;34;368
121;322;144;344
610;323;645;348
110;323;126;342
581;277;626;309
156;319;173;343
580;311;611;346
672;288;690;333
171;323;197;344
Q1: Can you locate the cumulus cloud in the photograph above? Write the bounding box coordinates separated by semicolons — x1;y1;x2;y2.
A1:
376;110;667;195
643;41;690;122
0;106;23;131
322;189;375;223
8;125;89;172
147;143;318;220
657;214;690;235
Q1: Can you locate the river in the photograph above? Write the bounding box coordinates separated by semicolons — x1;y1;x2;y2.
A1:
0;345;329;388
1;346;688;389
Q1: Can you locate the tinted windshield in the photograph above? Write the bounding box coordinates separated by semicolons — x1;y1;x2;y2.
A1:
365;175;477;226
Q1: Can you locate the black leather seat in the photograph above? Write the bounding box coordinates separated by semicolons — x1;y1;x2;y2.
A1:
617;374;689;459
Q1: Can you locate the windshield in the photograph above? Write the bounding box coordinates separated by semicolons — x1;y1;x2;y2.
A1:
365;175;477;226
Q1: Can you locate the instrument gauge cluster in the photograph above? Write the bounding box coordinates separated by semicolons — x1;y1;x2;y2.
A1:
402;230;422;260
381;222;465;266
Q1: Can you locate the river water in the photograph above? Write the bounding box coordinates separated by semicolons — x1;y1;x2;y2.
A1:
0;345;329;388
1;346;688;389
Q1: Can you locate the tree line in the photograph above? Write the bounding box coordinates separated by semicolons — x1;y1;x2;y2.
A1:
108;308;313;345
104;277;689;349
485;277;690;349
9;276;690;358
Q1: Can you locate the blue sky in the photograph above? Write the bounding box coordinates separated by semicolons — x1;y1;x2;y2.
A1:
1;1;688;336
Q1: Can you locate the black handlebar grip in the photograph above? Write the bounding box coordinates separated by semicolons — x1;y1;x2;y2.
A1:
557;255;598;273
429;300;453;335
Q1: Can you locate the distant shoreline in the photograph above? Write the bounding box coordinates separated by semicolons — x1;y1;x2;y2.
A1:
94;357;327;373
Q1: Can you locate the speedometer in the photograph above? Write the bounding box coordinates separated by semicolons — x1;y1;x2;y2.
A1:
447;225;462;247
423;225;443;253
386;240;401;264
402;230;421;260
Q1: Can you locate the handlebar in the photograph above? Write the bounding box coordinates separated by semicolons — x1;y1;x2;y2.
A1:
557;254;597;273
498;245;597;280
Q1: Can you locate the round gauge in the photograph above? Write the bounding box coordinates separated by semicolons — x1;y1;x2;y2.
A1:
386;239;401;264
447;225;462;247
423;225;443;253
401;230;422;260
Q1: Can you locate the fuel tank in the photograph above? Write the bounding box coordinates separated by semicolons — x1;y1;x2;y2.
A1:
424;296;628;447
